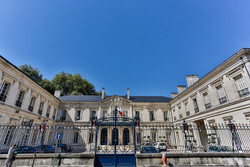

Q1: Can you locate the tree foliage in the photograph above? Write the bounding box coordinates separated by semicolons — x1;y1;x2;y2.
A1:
19;64;43;83
19;64;99;96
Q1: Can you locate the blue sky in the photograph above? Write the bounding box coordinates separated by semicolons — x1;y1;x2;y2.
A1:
0;1;250;96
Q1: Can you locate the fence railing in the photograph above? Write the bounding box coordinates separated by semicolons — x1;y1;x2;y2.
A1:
0;122;249;154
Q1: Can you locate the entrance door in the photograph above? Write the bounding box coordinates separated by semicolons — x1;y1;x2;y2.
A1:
101;128;107;145
112;128;119;145
123;128;130;145
195;119;207;147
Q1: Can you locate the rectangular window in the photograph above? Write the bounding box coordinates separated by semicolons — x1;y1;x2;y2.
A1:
52;108;56;120
163;111;168;121
28;97;36;111
73;132;78;143
193;99;199;113
149;111;155;121
46;105;51;117
217;86;227;104
203;93;211;109
61;110;66;121
38;102;44;115
0;82;10;102
89;132;94;143
235;75;249;97
136;132;141;144
15;90;25;107
75;110;81;120
135;111;140;119
90;111;96;121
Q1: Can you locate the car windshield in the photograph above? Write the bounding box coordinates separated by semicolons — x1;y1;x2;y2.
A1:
144;147;155;151
160;143;166;146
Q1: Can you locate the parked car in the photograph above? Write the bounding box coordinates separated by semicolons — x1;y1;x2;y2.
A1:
154;142;167;152
140;146;159;153
205;145;233;152
57;144;73;153
35;145;55;153
16;146;37;154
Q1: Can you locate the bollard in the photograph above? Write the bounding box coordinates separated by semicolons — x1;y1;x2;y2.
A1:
162;153;167;166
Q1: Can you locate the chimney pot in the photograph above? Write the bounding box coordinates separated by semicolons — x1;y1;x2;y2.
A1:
127;88;130;99
54;90;61;98
102;88;105;99
186;75;199;87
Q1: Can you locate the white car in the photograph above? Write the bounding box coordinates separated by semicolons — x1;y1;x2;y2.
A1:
154;142;167;152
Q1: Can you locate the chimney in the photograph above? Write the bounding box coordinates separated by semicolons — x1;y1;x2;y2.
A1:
171;92;178;98
102;88;105;99
54;90;61;98
127;88;130;99
186;75;199;87
177;85;186;94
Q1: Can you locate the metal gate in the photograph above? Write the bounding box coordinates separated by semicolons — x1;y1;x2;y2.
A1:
94;107;137;167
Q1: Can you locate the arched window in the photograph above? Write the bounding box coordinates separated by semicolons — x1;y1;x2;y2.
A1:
112;128;119;145
123;128;130;145
101;128;107;145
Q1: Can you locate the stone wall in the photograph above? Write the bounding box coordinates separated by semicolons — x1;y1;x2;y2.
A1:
136;153;250;167
0;153;94;167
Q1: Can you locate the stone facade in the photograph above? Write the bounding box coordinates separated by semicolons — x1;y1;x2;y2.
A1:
170;48;250;125
0;56;60;125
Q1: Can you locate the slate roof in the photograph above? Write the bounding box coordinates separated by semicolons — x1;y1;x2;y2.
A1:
59;95;172;103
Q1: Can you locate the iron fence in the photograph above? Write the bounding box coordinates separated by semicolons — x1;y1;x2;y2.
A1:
139;121;250;153
0;121;249;154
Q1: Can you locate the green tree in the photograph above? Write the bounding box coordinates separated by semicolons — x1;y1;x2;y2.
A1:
19;64;43;83
52;72;98;96
40;79;55;95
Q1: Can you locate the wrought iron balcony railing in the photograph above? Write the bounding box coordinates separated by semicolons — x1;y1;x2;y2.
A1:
38;110;42;115
186;111;190;116
179;114;183;119
28;106;33;112
75;116;80;121
164;117;169;121
15;100;22;107
0;94;7;102
46;113;50;117
238;88;249;97
174;116;177;121
52;115;55;120
194;107;199;113
219;96;227;104
205;103;211;109
60;116;66;121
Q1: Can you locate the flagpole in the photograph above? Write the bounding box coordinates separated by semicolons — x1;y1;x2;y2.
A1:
114;106;117;167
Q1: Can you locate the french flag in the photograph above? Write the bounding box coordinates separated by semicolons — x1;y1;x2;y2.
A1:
115;106;123;116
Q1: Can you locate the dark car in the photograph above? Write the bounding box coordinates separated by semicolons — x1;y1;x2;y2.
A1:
16;146;36;154
0;148;9;154
205;145;233;152
57;144;72;153
140;146;159;153
36;145;55;153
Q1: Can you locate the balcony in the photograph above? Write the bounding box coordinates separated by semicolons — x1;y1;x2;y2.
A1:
15;100;22;107
134;116;140;120
179;114;183;119
90;116;97;121
150;117;155;121
205;103;211;109
28;106;34;112
219;96;227;104
174;116;177;121
46;113;50;117
38;110;42;115
75;116;80;121
60;116;66;121
186;111;190;116
238;88;249;97
194;107;199;113
0;94;7;102
52;115;55;120
164;117;169;121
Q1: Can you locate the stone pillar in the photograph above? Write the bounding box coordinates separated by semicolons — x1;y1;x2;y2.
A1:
222;75;238;101
43;100;48;117
22;88;31;110
33;95;41;114
0;70;3;84
97;105;101;119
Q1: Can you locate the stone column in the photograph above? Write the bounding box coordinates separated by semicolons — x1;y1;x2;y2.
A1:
21;88;31;110
6;80;19;106
33;95;41;114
